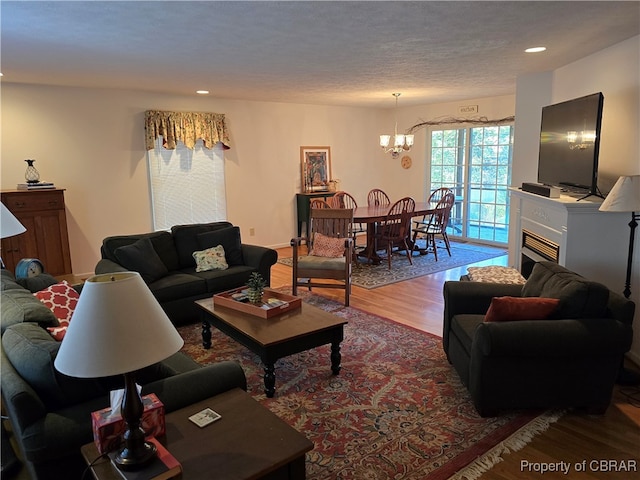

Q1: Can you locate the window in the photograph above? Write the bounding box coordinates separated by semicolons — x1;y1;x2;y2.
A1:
429;124;513;244
147;137;227;230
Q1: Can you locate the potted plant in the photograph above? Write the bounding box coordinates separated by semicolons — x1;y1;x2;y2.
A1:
246;272;266;304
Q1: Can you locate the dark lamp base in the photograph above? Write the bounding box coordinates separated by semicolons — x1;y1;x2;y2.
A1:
114;439;157;470
115;371;157;470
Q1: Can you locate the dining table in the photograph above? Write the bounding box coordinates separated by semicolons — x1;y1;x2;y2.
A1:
352;201;439;264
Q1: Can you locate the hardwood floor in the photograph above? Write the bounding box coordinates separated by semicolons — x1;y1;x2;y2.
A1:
273;244;640;480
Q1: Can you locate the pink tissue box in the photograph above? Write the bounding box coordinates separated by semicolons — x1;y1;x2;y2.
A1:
91;393;165;454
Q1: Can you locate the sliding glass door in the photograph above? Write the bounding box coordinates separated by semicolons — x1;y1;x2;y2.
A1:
429;125;513;245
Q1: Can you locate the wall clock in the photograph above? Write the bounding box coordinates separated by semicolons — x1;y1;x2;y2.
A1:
15;258;45;279
401;155;412;169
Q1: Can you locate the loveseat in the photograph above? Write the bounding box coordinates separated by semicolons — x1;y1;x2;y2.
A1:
95;222;278;325
443;261;634;417
0;270;247;480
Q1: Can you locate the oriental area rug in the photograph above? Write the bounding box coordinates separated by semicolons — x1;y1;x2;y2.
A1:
178;291;562;480
278;241;507;289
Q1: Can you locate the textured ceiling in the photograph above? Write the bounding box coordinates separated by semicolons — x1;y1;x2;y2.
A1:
1;1;639;108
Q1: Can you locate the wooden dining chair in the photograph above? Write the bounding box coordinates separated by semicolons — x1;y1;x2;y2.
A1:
367;189;390;206
326;194;342;208
291;207;354;306
413;187;452;222
412;187;453;245
331;191;366;251
411;192;455;260
428;187;453;204
370;197;415;270
310;198;332;209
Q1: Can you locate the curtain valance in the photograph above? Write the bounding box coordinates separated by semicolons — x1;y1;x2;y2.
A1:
144;110;231;151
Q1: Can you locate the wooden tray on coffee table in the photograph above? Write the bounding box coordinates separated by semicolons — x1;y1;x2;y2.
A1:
213;287;302;318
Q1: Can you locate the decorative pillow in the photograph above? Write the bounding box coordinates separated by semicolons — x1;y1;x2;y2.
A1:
171;222;234;269
193;245;228;272
310;232;345;258
2;323;111;410
34;281;80;341
467;266;526;285
484;296;560;323
0;290;59;332
14;273;59;292
522;262;609;319
197;227;244;266
114;237;169;284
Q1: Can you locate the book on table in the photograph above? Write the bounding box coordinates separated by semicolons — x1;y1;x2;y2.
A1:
16;182;55;190
108;437;182;480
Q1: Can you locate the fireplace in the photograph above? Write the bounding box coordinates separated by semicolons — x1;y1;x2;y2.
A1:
520;229;560;278
509;188;628;291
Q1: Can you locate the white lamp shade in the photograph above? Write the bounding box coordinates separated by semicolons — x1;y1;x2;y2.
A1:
405;134;414;147
380;135;391;148
1;203;26;239
599;175;640;213
54;272;184;378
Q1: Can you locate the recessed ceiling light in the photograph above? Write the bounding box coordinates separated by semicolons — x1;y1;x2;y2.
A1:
196;90;210;95
525;47;547;53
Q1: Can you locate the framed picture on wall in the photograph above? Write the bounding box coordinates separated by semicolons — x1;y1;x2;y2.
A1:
300;146;331;193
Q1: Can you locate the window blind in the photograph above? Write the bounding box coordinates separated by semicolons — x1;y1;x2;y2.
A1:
147;137;227;230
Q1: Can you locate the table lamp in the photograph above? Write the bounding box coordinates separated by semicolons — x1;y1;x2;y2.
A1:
54;272;184;469
599;174;640;386
599;175;640;299
1;203;27;269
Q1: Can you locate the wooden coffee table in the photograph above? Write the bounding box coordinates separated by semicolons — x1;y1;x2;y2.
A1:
195;298;347;398
81;388;313;480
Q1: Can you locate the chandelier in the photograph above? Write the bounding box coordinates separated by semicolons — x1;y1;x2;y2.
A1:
379;93;414;158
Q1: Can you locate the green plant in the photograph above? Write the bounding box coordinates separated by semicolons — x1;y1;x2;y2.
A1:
246;272;267;303
246;272;266;291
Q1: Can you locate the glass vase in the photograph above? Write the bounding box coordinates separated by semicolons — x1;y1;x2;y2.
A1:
24;159;40;184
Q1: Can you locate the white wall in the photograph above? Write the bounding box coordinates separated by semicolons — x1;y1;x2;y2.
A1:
551;36;640;192
0;87;378;272
511;71;553;188
395;95;516;200
511;35;640;363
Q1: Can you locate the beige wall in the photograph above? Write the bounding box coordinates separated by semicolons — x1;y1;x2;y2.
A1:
511;35;640;361
1;85;514;275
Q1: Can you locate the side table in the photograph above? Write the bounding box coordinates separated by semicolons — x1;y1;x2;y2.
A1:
81;388;313;480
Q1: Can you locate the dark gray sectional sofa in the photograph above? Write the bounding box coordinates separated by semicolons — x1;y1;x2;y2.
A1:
0;269;247;480
95;221;278;325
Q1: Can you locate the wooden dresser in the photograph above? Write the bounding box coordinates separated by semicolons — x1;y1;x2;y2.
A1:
1;189;72;276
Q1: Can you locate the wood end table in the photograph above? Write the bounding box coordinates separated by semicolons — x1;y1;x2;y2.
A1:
81;388;313;480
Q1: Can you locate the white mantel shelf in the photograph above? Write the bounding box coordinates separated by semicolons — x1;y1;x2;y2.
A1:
508;187;629;294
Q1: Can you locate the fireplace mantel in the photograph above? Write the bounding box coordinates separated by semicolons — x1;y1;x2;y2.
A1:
508;187;629;293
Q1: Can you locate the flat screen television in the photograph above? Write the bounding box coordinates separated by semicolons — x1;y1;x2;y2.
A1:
537;92;604;199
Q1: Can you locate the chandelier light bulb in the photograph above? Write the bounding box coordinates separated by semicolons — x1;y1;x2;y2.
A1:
380;93;412;158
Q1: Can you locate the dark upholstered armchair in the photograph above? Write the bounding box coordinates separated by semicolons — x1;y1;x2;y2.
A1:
443;261;634;417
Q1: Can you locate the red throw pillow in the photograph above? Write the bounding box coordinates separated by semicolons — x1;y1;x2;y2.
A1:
484;296;560;323
34;281;79;340
310;232;345;258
